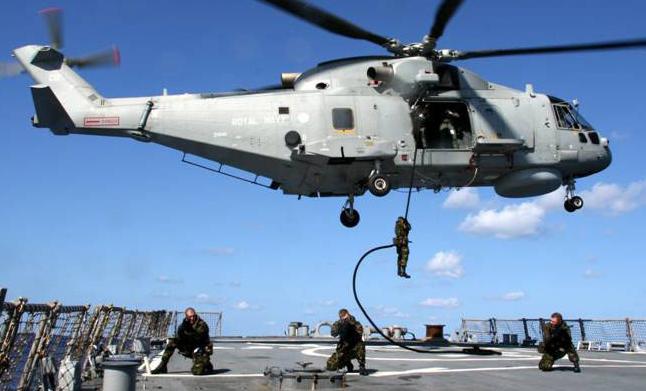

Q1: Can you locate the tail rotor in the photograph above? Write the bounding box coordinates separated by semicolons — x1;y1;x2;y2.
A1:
1;8;120;79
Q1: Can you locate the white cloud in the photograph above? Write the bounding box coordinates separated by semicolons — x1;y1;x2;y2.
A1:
535;188;567;210
580;180;646;215
156;275;182;284
583;269;601;279
195;293;222;305
426;251;464;278
609;130;629;141
456;179;645;239
233;300;260;311
319;299;336;307
206;247;236;256
459;202;545;239
265;320;277;326
235;301;250;310
196;293;209;301
420;297;460;309
373;305;410;318
304;308;316;315
443;188;480;209
500;291;525;301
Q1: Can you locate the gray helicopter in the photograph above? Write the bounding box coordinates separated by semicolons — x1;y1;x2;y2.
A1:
8;1;644;227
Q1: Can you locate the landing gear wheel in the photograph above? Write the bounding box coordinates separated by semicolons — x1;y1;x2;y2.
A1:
340;208;360;228
367;174;391;197
563;178;583;213
564;199;577;213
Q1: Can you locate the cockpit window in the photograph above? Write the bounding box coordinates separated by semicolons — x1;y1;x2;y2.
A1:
552;102;593;130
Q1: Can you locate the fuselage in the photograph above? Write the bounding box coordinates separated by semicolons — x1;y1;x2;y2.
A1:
15;45;611;198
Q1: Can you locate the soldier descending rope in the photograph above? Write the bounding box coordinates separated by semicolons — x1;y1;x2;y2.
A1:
394;216;411;278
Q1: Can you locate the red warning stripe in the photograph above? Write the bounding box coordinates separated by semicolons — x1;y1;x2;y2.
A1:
83;117;120;127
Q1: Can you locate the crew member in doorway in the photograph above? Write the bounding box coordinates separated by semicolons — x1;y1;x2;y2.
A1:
438;109;462;149
326;309;368;375
538;312;581;373
394;216;411;278
151;307;214;375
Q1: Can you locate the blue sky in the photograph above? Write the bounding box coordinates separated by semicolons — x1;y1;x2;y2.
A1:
1;1;645;337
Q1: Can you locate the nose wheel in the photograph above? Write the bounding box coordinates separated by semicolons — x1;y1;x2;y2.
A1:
367;162;391;197
367;174;391;197
340;194;360;228
564;180;584;213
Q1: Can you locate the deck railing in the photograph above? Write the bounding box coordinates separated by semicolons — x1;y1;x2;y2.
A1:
0;288;176;391
458;317;646;351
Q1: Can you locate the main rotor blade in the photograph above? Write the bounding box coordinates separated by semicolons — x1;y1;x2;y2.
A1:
449;38;646;61
259;0;392;47
0;62;25;78
39;7;63;49
429;0;463;42
66;46;121;69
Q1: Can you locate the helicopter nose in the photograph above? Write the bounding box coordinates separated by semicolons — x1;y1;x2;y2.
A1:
579;136;612;175
600;137;612;169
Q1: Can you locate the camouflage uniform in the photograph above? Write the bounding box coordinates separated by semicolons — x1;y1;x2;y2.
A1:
538;321;580;371
326;315;366;372
394;217;411;278
155;316;214;375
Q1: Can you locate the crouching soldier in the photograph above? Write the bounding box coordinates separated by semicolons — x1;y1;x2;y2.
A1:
326;309;368;376
151;307;214;375
538;312;581;373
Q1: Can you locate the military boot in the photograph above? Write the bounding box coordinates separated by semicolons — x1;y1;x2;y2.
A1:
400;268;411;279
150;362;168;374
573;362;581;373
359;364;368;376
345;362;354;372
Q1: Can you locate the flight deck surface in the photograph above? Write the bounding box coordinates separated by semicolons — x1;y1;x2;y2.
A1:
138;338;646;391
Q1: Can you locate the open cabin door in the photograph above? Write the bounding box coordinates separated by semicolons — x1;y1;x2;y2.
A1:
414;100;474;150
413;100;475;168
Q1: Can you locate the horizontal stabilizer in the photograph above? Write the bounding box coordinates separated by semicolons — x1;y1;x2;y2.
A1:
31;84;74;134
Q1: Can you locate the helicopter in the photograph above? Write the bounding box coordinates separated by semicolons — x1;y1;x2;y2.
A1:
7;1;644;228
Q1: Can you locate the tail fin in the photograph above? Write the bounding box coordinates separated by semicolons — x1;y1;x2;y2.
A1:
13;45;102;134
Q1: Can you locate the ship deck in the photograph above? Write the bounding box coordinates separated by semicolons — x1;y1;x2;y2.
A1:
135;338;646;390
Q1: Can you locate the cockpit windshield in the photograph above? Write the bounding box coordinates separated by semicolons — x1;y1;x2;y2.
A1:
550;98;594;130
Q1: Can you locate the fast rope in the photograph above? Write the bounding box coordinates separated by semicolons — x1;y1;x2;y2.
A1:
352;244;501;355
403;148;418;220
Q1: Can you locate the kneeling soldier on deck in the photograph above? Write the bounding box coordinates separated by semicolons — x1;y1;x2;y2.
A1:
538;312;581;373
326;309;368;376
151;307;214;375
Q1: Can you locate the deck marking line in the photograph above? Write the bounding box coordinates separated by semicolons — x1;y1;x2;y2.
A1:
369;364;646;377
143;373;264;378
